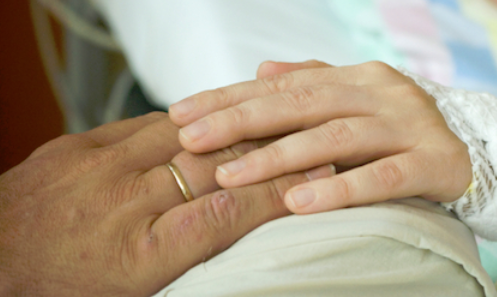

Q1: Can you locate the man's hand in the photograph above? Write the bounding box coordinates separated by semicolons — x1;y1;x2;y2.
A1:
0;112;333;296
169;60;472;214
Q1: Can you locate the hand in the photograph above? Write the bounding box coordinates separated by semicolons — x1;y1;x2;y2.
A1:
169;60;472;214
0;112;333;296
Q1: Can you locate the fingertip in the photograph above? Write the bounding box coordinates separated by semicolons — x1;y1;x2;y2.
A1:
216;165;230;176
178;132;207;154
256;60;278;79
304;164;336;181
178;118;212;147
284;186;318;214
215;168;237;189
215;161;251;189
178;129;195;149
169;97;197;126
287;164;336;212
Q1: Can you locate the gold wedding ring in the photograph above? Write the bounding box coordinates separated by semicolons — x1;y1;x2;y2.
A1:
166;162;194;202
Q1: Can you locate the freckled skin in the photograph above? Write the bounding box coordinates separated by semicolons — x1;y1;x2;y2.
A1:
79;252;88;260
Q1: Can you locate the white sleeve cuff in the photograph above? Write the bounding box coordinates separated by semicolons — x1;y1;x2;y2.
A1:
399;68;497;241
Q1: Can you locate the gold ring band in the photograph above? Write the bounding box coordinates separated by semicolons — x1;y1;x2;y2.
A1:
166;162;194;202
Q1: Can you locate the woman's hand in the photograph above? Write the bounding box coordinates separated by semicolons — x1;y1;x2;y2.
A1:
169;60;472;214
0;112;333;296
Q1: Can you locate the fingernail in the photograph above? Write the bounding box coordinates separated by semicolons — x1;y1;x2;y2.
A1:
217;159;246;176
170;97;196;116
305;164;336;181
289;188;316;208
180;119;211;142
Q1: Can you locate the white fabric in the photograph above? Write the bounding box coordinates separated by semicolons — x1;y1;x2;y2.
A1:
92;0;362;106
152;198;496;297
401;69;497;241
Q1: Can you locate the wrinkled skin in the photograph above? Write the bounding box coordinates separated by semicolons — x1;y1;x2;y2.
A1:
0;113;331;296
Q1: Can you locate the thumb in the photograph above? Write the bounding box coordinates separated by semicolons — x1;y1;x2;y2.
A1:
256;60;332;79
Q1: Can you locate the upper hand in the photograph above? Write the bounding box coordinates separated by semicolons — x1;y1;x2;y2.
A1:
0;112;332;296
169;60;472;213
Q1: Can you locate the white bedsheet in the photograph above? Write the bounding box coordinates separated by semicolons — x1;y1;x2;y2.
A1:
92;0;361;107
154;198;496;297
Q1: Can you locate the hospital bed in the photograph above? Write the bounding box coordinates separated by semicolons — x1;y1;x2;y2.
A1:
30;0;143;133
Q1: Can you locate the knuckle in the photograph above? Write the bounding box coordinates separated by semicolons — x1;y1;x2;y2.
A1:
203;190;241;234
394;82;427;99
30;134;77;157
306;59;325;67
144;111;168;119
52;133;79;145
360;61;395;75
261;72;294;93
165;210;199;249
263;144;286;165
121;173;151;202
194;87;233;109
331;176;354;205
225;105;250;127
212;86;234;105
78;146;121;172
136;226;165;271
398;83;425;97
318;120;354;148
283;87;315;114
373;160;405;190
395;84;434;109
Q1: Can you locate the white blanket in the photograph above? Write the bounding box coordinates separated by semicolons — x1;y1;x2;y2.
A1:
153;198;496;296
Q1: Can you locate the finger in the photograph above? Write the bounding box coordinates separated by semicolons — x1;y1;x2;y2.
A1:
107;117;183;171
85;112;168;146
146;166;334;291
118;165;188;214
27;133;97;159
256;60;332;79
170;62;407;127
178;84;380;153
169;65;367;127
216;117;410;188
284;152;437;213
171;137;278;198
28;112;169;160
133;138;277;214
168;141;263;199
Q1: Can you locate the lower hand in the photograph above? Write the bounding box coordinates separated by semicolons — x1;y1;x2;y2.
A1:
169;60;472;213
0;112;332;296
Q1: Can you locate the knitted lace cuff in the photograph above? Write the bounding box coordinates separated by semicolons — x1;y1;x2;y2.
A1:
400;69;497;241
